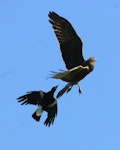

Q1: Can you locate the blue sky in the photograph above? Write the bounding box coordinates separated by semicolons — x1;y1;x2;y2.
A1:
0;0;120;150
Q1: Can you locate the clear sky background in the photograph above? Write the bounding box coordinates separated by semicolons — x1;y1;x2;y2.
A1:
0;0;120;150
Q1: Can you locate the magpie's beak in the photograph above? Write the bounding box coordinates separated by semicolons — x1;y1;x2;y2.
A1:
55;85;58;89
52;85;58;92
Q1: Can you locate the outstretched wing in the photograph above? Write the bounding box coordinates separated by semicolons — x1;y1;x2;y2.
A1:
17;91;45;105
48;11;85;69
44;104;58;127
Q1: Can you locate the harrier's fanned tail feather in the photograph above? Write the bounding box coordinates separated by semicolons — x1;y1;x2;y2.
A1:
57;83;72;98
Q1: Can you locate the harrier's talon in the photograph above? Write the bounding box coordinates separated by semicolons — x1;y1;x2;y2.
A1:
78;84;82;94
78;87;82;94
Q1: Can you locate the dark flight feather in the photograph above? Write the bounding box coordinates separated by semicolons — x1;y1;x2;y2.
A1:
49;11;85;69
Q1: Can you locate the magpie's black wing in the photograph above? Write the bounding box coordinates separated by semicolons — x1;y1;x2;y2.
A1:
17;91;45;105
48;11;85;69
44;104;58;127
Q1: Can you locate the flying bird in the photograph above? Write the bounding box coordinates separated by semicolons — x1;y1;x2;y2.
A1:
17;86;58;127
48;11;96;98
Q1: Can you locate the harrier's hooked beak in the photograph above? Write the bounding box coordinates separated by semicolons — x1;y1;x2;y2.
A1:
93;57;97;62
94;58;97;61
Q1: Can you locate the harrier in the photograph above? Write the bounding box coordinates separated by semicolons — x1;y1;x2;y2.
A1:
17;86;58;127
48;11;96;98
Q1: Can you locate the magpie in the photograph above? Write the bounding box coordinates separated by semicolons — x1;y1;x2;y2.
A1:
17;85;58;127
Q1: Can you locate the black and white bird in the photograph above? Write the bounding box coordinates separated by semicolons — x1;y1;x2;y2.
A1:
17;86;58;127
48;11;96;98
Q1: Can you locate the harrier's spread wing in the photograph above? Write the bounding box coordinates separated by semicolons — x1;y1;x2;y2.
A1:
48;11;85;69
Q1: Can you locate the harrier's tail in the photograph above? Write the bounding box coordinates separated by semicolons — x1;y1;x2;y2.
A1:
57;83;72;98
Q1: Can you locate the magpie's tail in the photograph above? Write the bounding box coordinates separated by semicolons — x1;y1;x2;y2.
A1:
32;106;43;122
